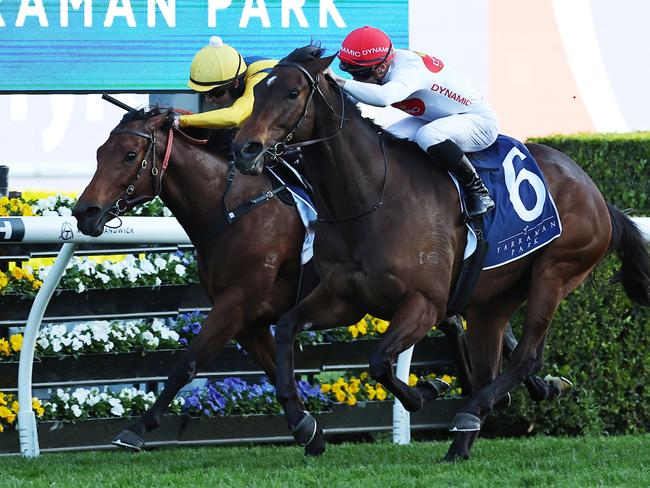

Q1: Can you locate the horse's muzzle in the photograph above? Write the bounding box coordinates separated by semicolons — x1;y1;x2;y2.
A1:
72;202;111;237
232;141;265;176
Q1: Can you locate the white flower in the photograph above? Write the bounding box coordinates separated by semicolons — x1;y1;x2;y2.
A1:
108;398;125;416
140;259;156;275
151;319;164;332
52;340;62;353
154;277;162;286
51;324;68;337
86;395;100;407
76;279;86;293
174;264;186;277
36;336;50;350
72;388;89;405
142;331;154;342
153;257;167;270
71;338;83;351
42;209;58;217
104;342;114;352
96;272;111;284
125;267;140;282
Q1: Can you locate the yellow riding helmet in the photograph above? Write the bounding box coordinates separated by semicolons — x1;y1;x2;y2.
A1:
188;36;247;92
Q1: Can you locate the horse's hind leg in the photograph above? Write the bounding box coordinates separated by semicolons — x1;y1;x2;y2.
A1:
235;325;277;384
274;283;363;457
444;307;510;461
502;325;572;402
112;288;247;451
440;317;568;403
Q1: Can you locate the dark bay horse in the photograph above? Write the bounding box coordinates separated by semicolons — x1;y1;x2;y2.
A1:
72;106;310;450
232;45;650;460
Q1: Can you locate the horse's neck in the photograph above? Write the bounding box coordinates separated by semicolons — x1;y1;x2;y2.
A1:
303;100;388;221
158;136;263;246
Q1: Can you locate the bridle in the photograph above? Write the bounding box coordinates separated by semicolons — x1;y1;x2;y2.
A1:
108;124;207;216
266;61;388;224
266;61;346;159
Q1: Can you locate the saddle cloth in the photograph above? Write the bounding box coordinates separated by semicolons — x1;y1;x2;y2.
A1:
460;134;562;269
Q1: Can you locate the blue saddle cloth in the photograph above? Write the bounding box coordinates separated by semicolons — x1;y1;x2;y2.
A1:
466;135;562;269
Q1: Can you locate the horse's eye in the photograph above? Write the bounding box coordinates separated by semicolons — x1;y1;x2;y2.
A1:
125;151;137;162
288;89;300;100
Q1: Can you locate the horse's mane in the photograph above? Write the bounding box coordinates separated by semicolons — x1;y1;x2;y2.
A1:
119;104;165;126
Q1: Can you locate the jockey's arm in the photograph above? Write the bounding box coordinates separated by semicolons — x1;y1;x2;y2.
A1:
179;71;267;128
340;62;427;107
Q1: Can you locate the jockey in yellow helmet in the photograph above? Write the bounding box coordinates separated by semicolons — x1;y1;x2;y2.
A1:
173;37;277;129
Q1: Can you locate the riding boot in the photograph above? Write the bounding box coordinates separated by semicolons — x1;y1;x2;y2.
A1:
426;140;495;218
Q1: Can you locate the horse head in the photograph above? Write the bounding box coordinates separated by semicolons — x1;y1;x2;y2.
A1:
233;44;338;175
72;106;171;236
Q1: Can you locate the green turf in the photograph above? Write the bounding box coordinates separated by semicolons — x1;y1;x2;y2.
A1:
1;435;648;488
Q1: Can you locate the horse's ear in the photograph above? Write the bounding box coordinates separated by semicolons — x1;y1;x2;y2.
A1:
312;53;337;74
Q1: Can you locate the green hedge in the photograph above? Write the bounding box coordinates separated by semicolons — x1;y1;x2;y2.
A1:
483;133;650;436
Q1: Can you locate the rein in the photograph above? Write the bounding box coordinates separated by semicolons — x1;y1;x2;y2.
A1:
109;122;287;244
268;61;387;224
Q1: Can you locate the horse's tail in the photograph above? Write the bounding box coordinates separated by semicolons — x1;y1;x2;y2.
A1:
606;203;650;306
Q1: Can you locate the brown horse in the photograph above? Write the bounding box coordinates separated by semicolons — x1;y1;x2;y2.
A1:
232;45;650;460
72;106;311;450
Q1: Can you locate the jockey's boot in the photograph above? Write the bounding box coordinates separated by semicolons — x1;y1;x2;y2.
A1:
426;140;495;219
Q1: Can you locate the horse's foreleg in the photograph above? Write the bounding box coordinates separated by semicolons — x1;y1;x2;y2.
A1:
368;293;443;413
274;284;362;457
112;288;247;451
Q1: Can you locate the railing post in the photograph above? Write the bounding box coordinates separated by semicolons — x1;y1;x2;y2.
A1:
17;242;78;457
393;345;414;444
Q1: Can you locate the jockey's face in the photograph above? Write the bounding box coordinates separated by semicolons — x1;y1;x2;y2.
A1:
340;60;390;84
204;79;240;109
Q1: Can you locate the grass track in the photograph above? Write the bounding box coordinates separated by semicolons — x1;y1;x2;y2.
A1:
1;435;648;487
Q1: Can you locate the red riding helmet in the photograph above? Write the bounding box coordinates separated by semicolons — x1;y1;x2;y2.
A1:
338;26;395;67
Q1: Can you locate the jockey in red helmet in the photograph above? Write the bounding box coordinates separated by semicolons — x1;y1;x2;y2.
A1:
336;26;497;218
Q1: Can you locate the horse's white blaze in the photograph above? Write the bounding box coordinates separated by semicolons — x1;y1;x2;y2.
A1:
266;75;277;86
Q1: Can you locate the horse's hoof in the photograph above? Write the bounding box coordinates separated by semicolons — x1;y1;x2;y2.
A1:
449;412;481;432
494;392;512;411
304;429;326;457
112;429;145;452
417;377;451;402
292;411;318;446
544;375;573;397
442;450;469;463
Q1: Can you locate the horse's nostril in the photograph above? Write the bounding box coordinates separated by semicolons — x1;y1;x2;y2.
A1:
242;142;263;158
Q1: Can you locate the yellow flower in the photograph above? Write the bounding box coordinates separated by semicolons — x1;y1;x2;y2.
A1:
374;319;389;334
364;384;376;400
10;334;23;352
408;374;418;387
32;398;44;417
0;207;7;217
11;266;23;280
0;423;3;432
360;372;369;381
347;325;358;339
24;273;34;282
0;392;6;406
348;382;360;394
357;321;367;335
442;374;454;386
0;196;9;206
376;387;387;401
0;406;16;424
335;390;346;403
11;400;19;413
347;394;357;406
320;384;331;394
0;271;8;289
0;339;10;357
32;279;43;290
21;204;34;216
